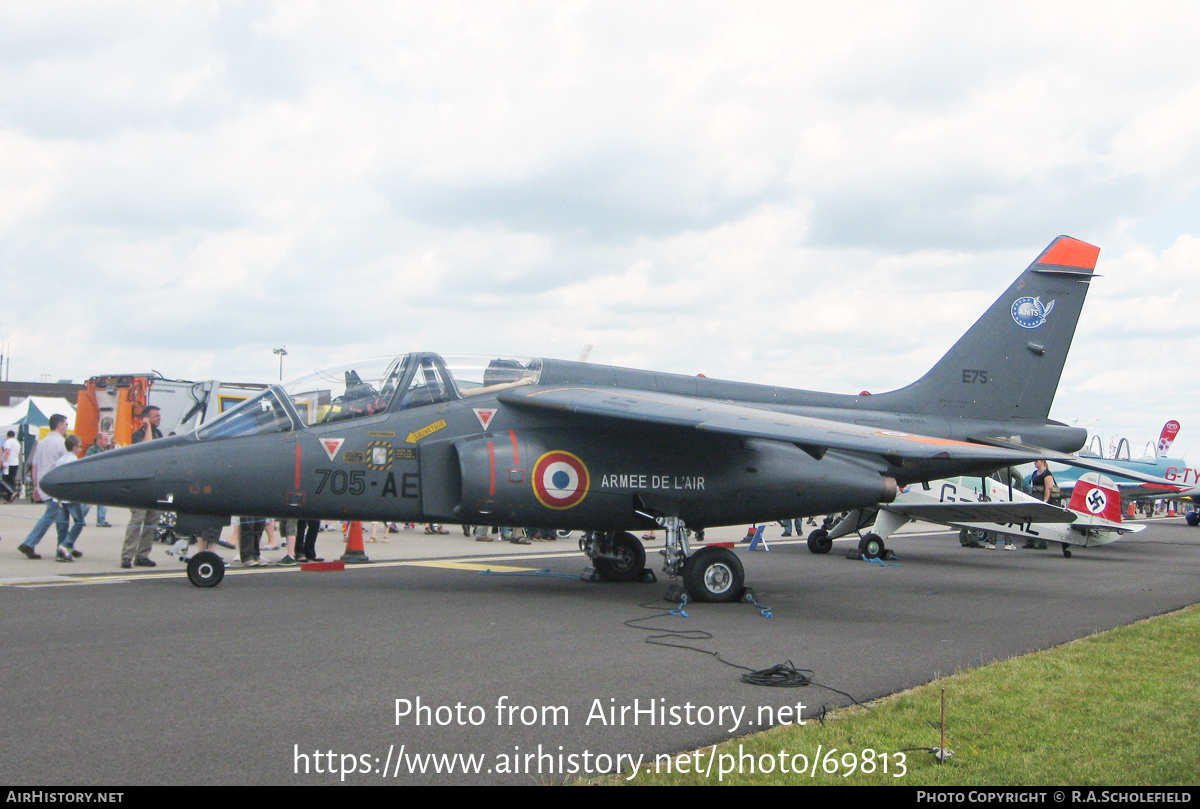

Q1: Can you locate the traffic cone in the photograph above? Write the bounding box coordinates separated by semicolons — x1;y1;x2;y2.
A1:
340;520;370;564
1168;504;1177;517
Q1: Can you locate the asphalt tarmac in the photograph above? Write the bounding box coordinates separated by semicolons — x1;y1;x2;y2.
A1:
1;507;1197;785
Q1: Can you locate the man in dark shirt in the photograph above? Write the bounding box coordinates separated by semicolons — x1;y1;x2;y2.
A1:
120;406;163;568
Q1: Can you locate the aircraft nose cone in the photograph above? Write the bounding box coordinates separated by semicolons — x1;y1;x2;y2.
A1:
40;443;161;506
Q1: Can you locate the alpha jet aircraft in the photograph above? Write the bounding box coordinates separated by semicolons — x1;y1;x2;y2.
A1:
46;236;1129;601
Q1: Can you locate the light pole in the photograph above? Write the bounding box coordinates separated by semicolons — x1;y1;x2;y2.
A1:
273;347;288;381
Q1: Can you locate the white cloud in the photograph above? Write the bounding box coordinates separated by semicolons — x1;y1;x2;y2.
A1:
1;1;1198;453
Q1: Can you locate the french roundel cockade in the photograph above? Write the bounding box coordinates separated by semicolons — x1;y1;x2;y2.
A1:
532;451;590;510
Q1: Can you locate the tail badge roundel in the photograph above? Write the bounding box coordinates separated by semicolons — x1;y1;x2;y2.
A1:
532;451;590;510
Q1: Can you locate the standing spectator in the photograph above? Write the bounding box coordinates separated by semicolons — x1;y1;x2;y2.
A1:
1023;460;1056;550
84;432;114;526
295;518;322;563
2;430;19;502
17;414;70;559
238;517;271;566
120;406;162;568
52;435;89;561
263;518;281;551
278;518;298;565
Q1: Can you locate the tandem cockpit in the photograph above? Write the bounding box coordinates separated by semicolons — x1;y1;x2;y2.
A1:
195;353;543;440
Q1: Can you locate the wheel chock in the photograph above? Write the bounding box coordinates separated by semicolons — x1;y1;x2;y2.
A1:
301;560;345;572
580;566;603;582
664;583;687;603
846;550;863;560
639;568;657;584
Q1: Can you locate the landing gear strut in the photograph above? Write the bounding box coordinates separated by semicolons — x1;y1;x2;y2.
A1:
658;515;745;603
657;515;691;577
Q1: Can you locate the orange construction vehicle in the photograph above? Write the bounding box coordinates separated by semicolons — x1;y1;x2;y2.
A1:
75;374;266;451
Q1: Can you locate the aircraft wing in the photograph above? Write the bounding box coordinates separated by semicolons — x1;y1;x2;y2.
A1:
979;438;1189;488
500;386;1057;464
883;500;1076;525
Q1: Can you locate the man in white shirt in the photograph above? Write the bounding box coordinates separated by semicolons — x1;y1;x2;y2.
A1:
17;414;69;559
2;430;20;502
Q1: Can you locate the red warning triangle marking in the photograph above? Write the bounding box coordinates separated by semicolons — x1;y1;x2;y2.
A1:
473;408;497;430
320;438;345;461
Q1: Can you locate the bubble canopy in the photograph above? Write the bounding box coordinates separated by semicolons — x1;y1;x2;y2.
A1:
195;353;542;440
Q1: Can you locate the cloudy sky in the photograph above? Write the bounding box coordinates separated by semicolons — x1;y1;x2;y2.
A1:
2;2;1198;456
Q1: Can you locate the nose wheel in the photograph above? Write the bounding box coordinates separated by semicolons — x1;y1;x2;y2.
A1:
186;551;225;588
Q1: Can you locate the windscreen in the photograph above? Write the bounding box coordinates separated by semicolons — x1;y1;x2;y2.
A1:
195;389;296;440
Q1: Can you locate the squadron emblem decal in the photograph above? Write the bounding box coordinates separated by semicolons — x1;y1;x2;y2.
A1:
1011;296;1055;330
532;451;590;510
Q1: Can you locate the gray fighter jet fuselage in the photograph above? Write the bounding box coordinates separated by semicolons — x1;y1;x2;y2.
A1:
43;236;1104;599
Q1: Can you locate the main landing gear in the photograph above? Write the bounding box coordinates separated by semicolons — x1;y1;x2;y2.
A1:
856;532;887;560
806;527;890;560
807;529;833;554
583;516;746;603
582;530;648;582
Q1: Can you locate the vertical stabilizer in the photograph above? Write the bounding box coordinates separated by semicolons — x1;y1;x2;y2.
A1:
1067;473;1124;525
879;236;1099;421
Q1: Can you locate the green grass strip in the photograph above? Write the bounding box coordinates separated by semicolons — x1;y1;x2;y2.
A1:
595;604;1200;785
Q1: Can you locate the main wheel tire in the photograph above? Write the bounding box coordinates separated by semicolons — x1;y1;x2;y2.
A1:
682;546;745;602
594;531;646;582
858;533;885;560
807;528;832;554
187;551;225;588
